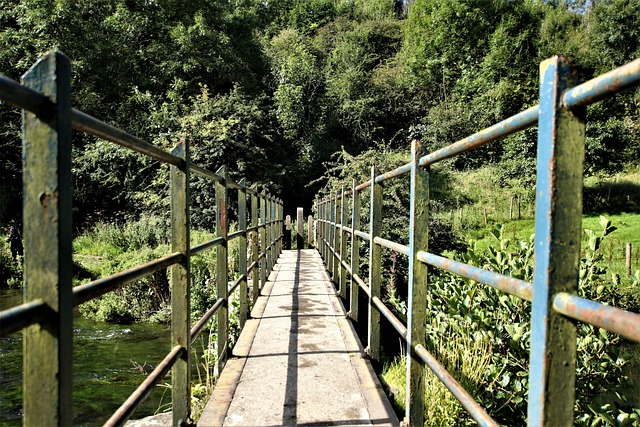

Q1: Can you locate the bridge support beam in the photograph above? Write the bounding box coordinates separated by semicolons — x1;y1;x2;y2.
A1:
528;55;585;426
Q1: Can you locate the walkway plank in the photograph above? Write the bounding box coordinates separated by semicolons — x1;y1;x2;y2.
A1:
198;249;398;427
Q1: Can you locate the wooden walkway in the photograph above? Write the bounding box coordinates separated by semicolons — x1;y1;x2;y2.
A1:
198;249;398;427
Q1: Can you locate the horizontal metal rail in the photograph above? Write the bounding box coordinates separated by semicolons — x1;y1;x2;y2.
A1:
104;345;185;427
553;293;640;342
191;237;225;256
563;58;640;109
417;251;533;302
373;237;409;256
0;299;50;337
228;275;246;295
315;57;640;427
73;252;183;306
190;298;225;343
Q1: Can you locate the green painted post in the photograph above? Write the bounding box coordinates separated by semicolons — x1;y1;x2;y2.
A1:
528;56;585;426
259;192;267;289
328;194;335;276
22;51;73;427
238;179;248;329
170;139;191;425
332;192;340;283
368;166;382;361
267;197;273;272
339;186;348;299
215;165;228;377
350;180;361;321
251;185;259;303
406;140;428;427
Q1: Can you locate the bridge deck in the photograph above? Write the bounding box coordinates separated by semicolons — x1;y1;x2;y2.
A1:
198;249;398;426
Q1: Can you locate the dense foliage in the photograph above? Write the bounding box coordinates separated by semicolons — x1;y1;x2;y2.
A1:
1;0;639;228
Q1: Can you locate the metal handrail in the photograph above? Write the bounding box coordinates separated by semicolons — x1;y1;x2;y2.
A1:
315;57;640;426
0;51;285;427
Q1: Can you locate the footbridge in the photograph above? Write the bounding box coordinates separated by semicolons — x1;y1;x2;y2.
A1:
0;52;639;427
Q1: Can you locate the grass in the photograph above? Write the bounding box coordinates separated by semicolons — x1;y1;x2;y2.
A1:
381;332;492;427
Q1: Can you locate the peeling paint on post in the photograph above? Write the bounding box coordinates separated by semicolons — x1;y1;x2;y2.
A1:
170;139;191;425
368;166;382;361
22;50;73;427
406;140;428;427
528;56;585;426
215;165;229;377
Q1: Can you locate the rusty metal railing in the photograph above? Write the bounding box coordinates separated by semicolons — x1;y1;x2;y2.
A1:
315;56;640;426
0;51;284;426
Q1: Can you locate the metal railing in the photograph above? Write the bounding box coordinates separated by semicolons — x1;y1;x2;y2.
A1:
314;56;640;426
0;51;284;426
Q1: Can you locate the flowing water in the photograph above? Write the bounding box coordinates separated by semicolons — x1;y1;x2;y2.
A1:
1;288;174;426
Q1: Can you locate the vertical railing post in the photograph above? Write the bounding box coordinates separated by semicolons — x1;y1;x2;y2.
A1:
297;207;304;249
238;178;248;329
339;186;348;299
308;215;314;248
368;167;382;361
215;165;229;377
251;185;259;303
528;55;585;426
329;194;336;276
259;192;267;289
320;199;326;259
332;191;341;283
265;196;272;273
350;180;361;321
277;200;283;255
406;140;428;426
170;139;191;425
22;51;73;427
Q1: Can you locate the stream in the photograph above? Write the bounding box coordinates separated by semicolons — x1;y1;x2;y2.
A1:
1;288;177;426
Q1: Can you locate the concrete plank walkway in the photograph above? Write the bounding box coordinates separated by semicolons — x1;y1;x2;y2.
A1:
198;249;398;427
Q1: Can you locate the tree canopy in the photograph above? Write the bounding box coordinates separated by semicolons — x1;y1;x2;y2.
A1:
0;0;638;225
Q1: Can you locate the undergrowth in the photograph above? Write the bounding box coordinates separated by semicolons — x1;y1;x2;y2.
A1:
381;217;640;426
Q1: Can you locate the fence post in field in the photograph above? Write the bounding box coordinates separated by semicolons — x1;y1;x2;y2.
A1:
251;185;259;303
297;207;304;249
340;186;348;299
350;179;361;322
22;51;74;426
215;165;229;377
627;243;632;276
529;56;585;426
368;166;382;361
406;140;428;426
238;179;248;329
308;215;314;248
170;139;191;425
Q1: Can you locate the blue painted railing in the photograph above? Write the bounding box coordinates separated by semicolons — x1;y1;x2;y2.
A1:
315;56;640;426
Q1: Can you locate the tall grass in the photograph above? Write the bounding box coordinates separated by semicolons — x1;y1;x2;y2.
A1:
382;332;492;426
